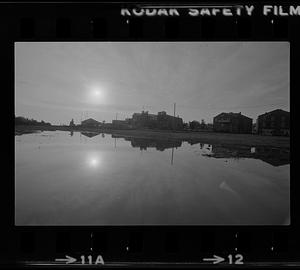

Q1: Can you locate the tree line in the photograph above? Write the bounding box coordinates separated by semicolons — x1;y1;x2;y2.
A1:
187;119;211;130
15;116;52;126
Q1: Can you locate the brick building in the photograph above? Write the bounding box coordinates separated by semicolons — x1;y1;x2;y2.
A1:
257;109;290;136
213;112;252;134
157;111;183;130
131;111;183;130
132;111;157;128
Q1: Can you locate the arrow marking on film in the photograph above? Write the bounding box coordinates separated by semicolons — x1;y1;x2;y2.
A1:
203;255;225;264
55;255;77;264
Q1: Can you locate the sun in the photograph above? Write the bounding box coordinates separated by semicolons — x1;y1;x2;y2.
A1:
88;86;106;104
89;157;99;167
92;88;101;97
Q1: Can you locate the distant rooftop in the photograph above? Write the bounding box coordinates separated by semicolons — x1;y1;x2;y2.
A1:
215;112;252;120
259;109;290;116
81;118;100;123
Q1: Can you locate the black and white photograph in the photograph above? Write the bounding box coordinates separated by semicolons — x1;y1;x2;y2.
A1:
15;42;290;226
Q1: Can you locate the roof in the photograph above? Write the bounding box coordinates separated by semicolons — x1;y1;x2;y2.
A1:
81;118;100;124
258;109;290;118
133;112;157;118
214;112;252;120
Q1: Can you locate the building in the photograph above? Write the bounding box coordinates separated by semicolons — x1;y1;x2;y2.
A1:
112;119;132;129
257;109;290;136
131;110;183;130
81;118;101;127
206;123;213;131
189;120;201;130
132;111;157;128
213;112;252;134
157;111;183;130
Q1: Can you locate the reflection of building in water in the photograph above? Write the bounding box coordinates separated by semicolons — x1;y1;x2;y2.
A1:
257;109;290;136
111;134;182;151
111;134;180;164
206;144;289;167
80;132;100;138
209;145;251;159
204;144;212;152
187;141;212;153
130;138;182;151
213;112;252;134
121;137;182;151
254;147;290;167
197;143;213;155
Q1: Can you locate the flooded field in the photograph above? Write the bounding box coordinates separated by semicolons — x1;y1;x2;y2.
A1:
15;131;290;225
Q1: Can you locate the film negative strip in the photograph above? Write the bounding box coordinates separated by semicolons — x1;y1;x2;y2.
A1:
0;0;298;268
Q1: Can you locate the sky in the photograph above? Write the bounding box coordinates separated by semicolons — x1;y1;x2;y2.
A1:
15;42;289;125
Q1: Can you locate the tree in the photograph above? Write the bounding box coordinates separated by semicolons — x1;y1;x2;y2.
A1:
69;119;75;126
183;122;189;129
200;119;206;129
15;116;52;126
189;120;201;130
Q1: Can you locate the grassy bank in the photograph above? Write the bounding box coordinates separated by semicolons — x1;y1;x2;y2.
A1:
15;125;290;149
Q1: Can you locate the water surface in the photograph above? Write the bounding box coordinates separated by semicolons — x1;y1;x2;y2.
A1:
15;131;290;225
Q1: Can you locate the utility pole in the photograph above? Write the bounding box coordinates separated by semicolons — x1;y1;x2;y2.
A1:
173;102;176;117
173;103;176;130
116;113;118;120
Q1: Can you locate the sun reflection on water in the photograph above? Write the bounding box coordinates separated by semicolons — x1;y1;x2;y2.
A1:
86;153;102;169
